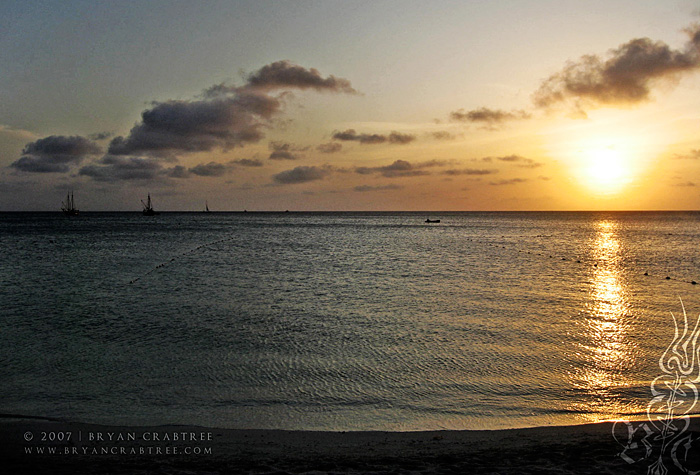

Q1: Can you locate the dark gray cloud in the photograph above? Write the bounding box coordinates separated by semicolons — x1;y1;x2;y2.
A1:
272;165;331;184
189;161;229;177
232;158;264;167
354;184;404;192
489;178;528;186
109;61;356;158
79;156;231;182
107;91;280;157
441;168;498;176
88;131;114;141
355;159;445;178
332;129;416;145
496;154;543;168
533;24;700;109
450;107;530;124
268;142;307;160
167;165;191;178
316;142;342;153
11;135;101;173
203;61;357;97
79;155;164;181
245;60;357;94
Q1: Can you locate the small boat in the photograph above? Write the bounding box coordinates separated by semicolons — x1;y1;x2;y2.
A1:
141;193;160;216
425;218;440;223
204;201;211;213
61;192;79;216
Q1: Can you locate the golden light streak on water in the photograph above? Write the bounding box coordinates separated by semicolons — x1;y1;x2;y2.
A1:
571;220;645;422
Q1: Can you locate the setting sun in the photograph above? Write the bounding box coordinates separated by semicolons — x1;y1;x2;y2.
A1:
585;147;629;191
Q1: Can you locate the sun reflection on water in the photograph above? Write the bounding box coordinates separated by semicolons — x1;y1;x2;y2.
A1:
570;220;643;422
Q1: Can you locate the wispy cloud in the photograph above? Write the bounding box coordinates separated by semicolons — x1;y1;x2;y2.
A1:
231;158;264;167
450;107;530;125
268;141;307;160
430;131;457;140
355;159;445;178
332;129;416;145
441;168;498;176
79;156;232;182
272;165;332;184
189;161;229;177
496;154;543;168
79;155;164;181
353;184;404;192
316;142;342;154
673;149;700;160
489;178;528;186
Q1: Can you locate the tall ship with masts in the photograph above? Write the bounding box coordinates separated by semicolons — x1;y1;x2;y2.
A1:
61;192;79;216
141;193;159;216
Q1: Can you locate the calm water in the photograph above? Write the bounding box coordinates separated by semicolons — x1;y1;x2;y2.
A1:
1;211;699;431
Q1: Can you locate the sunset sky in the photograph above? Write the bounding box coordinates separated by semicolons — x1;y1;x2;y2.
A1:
1;0;700;211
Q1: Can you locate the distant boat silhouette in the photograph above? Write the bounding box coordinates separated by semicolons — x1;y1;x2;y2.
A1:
61;192;79;216
425;218;440;223
141;193;159;216
204;201;211;213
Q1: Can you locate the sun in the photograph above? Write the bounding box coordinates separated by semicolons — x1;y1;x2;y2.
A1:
586;148;626;187
582;146;632;193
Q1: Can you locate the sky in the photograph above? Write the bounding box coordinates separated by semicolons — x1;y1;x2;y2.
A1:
1;0;700;211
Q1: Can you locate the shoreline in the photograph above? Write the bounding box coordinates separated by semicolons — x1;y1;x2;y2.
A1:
0;416;670;474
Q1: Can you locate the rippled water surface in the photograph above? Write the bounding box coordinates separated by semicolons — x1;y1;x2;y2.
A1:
1;211;699;430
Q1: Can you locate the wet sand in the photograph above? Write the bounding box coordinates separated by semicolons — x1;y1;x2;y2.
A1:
0;415;678;474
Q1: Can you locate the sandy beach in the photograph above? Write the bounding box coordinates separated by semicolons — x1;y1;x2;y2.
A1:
1;415;672;474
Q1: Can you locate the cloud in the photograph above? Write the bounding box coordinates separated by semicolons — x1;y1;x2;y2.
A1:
355;159;445;178
79;156;232;182
272;165;331;184
354;184;404;192
332;129;416;145
489;178;528;185
496;154;543;168
79;155;164;181
450;107;530;125
231;158;264;167
533;24;700;109
245;60;357;94
268;141;306;160
388;131;415;144
316;142;342;153
109;61;356;158
11;135;101;173
676;181;697;187
430;131;457;140
189;161;229;177
88;131;114;141
441;168;498;176
107;91;280;157
673;149;700;159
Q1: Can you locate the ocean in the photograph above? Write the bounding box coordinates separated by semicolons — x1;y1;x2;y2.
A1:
1;211;699;431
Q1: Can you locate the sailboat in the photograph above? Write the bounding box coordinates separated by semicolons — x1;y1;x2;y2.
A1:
204;201;211;213
61;192;79;216
141;193;159;216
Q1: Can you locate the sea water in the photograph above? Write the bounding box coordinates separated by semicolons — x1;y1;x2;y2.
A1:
1;211;699;430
